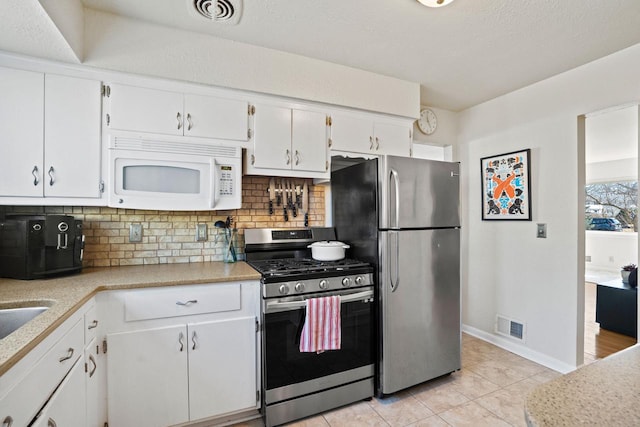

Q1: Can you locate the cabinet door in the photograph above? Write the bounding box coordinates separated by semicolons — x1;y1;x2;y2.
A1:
31;358;87;427
252;104;292;170
84;339;105;427
374;122;412;157
184;94;249;141
329;114;373;153
107;84;184;135
188;317;257;420
292;109;327;173
44;74;102;198
107;325;189;427
0;66;44;197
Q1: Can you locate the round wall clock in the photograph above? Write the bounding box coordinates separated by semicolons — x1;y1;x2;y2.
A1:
417;108;437;135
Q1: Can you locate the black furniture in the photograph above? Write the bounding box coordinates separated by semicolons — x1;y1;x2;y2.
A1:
595;279;637;338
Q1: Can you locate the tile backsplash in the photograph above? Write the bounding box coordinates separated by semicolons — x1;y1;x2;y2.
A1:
3;176;325;267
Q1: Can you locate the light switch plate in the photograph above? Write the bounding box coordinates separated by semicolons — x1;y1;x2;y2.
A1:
536;223;547;238
196;223;208;241
129;223;143;242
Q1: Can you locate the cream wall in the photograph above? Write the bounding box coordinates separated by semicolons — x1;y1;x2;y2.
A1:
458;42;640;370
82;9;419;119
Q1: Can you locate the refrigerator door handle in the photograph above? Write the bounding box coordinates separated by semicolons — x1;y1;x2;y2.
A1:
390;169;400;229
389;230;400;292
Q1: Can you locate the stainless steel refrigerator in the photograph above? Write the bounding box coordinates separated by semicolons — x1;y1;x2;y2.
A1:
331;155;461;396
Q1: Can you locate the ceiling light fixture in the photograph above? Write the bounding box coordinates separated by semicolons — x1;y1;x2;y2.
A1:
417;0;455;7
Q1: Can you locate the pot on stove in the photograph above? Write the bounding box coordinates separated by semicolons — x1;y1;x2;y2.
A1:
307;241;350;261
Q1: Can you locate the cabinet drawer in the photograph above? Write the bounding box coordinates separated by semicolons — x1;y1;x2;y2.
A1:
124;284;241;322
0;318;83;426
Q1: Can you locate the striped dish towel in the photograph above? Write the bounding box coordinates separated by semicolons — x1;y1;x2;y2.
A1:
299;295;341;353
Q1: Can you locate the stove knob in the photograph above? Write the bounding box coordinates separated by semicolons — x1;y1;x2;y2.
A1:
342;277;351;287
295;282;305;293
355;276;364;285
279;284;290;295
319;279;328;290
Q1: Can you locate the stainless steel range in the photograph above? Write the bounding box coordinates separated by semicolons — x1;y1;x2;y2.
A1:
245;228;375;427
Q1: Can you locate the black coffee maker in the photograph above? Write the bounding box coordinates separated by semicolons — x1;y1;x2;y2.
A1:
0;214;84;280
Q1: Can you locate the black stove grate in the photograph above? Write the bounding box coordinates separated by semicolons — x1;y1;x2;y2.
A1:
247;257;372;282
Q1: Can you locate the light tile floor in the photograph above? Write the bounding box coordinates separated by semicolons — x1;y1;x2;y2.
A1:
234;333;561;427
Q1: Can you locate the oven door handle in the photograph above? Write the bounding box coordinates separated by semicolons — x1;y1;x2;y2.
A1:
265;289;374;314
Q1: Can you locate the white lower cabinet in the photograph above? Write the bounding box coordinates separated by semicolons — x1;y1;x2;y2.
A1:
188;317;257;420
101;281;261;426
31;357;87;427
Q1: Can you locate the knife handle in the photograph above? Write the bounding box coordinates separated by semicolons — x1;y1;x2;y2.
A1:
269;200;273;215
292;204;297;217
284;207;288;222
304;212;308;227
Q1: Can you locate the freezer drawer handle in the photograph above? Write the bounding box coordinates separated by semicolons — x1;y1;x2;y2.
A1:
265;289;374;313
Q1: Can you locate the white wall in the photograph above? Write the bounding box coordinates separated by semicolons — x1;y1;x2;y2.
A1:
585;231;638;272
82;9;419;119
458;42;640;370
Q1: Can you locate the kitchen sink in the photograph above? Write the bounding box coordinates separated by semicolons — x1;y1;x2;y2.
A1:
0;306;49;340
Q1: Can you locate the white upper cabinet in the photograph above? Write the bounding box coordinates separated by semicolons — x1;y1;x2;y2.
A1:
105;83;250;141
45;74;102;198
0;67;44;197
252;103;292;170
0;67;102;200
247;103;329;178
330;113;412;157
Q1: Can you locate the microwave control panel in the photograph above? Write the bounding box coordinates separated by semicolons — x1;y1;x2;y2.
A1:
218;165;235;196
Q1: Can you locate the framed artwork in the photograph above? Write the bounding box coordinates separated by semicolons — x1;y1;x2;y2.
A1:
480;149;531;220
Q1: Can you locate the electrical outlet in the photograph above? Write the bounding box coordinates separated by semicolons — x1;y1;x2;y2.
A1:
129;223;143;243
586;255;592;262
196;223;208;242
536;223;547;238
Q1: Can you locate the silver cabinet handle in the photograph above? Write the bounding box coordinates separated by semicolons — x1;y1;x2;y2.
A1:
177;112;182;130
88;320;99;330
88;354;97;378
375;137;380;150
176;299;197;306
369;136;374;150
47;418;57;427
48;166;55;186
285;149;291;165
59;347;74;363
178;332;184;352
294;150;300;165
186;113;193;130
32;166;39;186
191;331;197;350
3;416;13;427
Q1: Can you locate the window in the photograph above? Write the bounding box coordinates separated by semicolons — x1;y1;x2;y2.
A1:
585;181;637;231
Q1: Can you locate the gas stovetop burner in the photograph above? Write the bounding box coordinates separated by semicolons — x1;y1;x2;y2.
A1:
248;258;369;276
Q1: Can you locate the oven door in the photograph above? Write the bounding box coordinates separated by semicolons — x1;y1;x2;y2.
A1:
262;287;375;404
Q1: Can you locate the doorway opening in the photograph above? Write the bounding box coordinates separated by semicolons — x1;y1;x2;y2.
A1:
582;105;639;364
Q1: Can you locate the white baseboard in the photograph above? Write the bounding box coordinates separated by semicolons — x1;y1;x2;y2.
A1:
462;324;576;374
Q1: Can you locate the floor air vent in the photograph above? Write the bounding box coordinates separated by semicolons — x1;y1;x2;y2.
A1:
496;315;525;342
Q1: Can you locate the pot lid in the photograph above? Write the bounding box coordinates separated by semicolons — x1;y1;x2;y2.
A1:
307;240;350;248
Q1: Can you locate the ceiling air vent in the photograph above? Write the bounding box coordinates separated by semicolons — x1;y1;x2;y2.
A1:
193;0;242;24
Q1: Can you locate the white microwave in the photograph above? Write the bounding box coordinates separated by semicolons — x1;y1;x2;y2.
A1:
106;132;242;211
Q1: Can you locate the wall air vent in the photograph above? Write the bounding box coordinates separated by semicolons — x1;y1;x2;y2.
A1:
193;0;242;24
495;315;525;342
